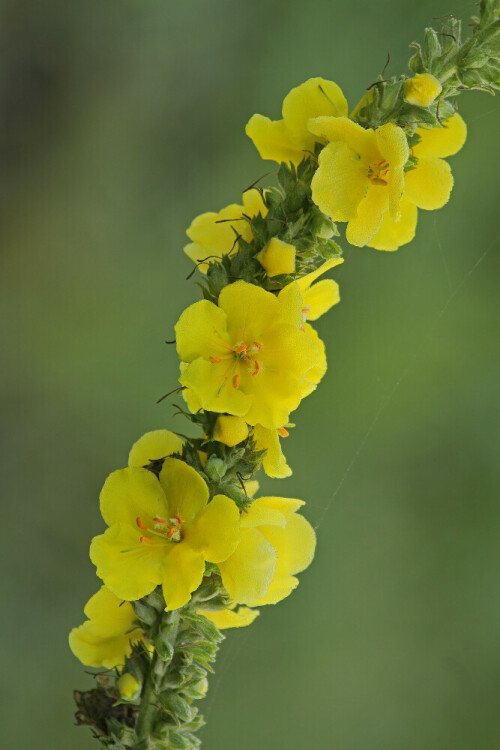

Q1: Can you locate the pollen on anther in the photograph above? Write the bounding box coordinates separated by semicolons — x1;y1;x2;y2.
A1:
153;516;167;523
173;514;183;525
252;360;261;376
210;356;222;363
136;516;148;530
278;426;289;437
235;343;247;354
253;341;262;351
140;535;153;544
233;374;240;388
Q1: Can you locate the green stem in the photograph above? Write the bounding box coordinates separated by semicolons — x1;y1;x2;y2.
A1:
135;650;159;742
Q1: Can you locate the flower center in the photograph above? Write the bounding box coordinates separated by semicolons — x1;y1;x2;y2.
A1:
210;341;263;394
367;159;390;186
231;341;262;386
136;514;184;544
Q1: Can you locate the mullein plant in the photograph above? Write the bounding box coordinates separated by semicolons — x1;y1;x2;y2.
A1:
70;3;500;748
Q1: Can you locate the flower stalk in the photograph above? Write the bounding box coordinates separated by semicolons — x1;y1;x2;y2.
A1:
69;2;500;748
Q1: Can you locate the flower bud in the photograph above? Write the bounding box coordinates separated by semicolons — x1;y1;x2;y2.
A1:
404;73;442;107
117;673;140;700
256;237;296;276
213;415;249;447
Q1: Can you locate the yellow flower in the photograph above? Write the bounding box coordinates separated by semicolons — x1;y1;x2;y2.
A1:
256;237;296;277
128;429;184;468
117;673;140;700
246;77;348;164
213;415;249;447
218;496;316;606
184;189;267;273
176;280;320;429
309;116;409;247
90;459;240;611
252;424;292;479
197;606;259;629
69;586;145;669
404;73;442;107
368;113;467;251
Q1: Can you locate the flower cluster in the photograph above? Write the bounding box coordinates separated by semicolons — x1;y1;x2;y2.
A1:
70;6;499;748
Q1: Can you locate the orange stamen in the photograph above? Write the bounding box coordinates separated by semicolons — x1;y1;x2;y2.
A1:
278;426;289;437
167;527;177;539
252;360;261;376
253;341;262;351
233;374;239;388
153;516;167;523
140;536;153;544
173;514;183;525
136;516;148;530
210;356;221;363
235;343;247;354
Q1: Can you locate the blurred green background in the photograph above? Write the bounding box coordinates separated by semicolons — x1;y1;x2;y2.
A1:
1;0;499;748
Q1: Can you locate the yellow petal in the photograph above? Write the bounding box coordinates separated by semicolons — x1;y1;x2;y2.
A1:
282;77;348;144
261;512;316;576
69;621;142;669
368;197;418;251
386;166;405;221
252;424;292;479
213;415;249;447
277;281;303;328
99;467;168;528
162;543;205;611
404;156;453;210
251;574;299;606
69;586;144;669
82;586;137;636
404;73;442;107
346;185;388;247
255;512;317;604
218;280;280;343
308;116;376;156
90;523;164;601
245;114;305;164
296;257;344;294
180;358;252;417
412;113;467;159
375;123;409;168
218;527;277;605
197;606;259;629
311;141;369;222
186;494;240;563
244;479;260;498
302;279;340;320
128;430;184;468
241;366;305;429
256;237;296;277
175;299;229;362
302;322;327;389
158;457;209;523
241;496;304;528
241;188;268;217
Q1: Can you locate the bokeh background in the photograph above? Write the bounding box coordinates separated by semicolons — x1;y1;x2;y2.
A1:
1;1;499;748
